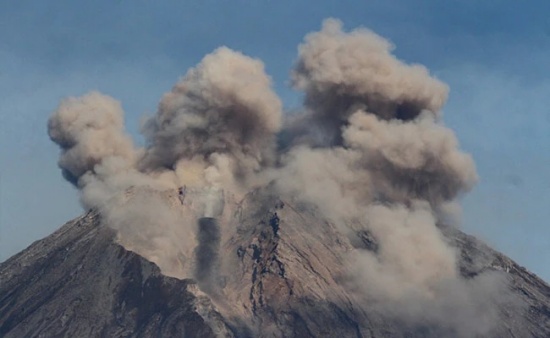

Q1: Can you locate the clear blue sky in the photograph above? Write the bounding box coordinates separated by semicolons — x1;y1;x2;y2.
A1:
1;0;549;281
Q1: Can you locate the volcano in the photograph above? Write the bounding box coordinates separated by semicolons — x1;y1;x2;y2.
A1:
1;188;549;338
3;17;550;338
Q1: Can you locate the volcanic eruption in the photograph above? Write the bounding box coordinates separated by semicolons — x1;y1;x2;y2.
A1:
1;18;549;338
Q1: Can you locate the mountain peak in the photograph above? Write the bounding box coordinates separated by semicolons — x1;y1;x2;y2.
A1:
2;189;549;337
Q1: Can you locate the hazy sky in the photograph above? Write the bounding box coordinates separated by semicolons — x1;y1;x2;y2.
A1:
1;0;549;281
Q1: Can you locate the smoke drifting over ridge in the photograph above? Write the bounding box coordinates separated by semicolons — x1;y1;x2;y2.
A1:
47;18;508;335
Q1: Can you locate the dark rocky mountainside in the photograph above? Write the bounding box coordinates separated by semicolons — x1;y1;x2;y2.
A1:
0;211;233;338
1;191;549;337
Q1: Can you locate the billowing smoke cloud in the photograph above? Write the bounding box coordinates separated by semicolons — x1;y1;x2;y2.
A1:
47;47;282;281
48;92;136;186
274;17;476;221
291;18;449;146
102;188;196;279
47;92;176;211
351;202;458;300
47;18;513;335
343;110;477;204
345;204;506;337
270;18;497;334
140;46;282;190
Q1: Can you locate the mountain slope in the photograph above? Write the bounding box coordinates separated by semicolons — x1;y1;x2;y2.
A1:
0;211;234;338
1;190;549;337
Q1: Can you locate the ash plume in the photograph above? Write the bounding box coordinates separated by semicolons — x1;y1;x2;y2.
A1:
46;18;515;336
290;18;449;146
342;111;477;204
140;46;283;189
270;19;499;334
102;188;196;279
48;92;137;187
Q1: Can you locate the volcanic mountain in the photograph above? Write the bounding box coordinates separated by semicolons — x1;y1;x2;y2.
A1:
1;188;549;338
3;17;550;338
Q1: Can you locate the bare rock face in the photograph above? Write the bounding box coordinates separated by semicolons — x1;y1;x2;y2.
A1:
1;190;549;337
0;212;234;338
220;190;550;337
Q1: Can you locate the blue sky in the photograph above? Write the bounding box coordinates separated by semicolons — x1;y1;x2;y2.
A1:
1;0;549;281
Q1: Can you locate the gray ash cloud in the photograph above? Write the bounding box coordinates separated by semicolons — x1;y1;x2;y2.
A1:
45;18;514;336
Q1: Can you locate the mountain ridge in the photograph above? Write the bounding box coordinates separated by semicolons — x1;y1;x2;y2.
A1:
1;189;549;337
0;210;234;338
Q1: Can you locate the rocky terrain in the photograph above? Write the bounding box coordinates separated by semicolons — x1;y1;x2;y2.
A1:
1;189;549;338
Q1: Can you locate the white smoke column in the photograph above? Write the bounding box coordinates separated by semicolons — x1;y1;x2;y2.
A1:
141;47;283;189
201;187;225;218
291;18;449;146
